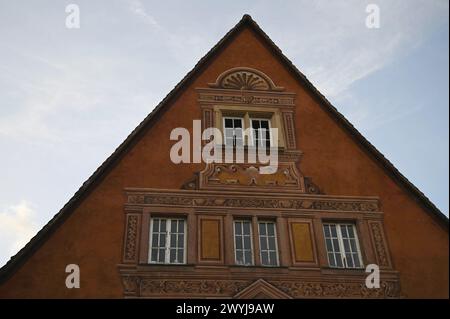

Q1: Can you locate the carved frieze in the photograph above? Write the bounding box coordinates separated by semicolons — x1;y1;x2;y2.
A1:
272;280;400;298
126;189;380;213
198;91;295;107
119;274;400;298
139;278;250;297
199;163;303;191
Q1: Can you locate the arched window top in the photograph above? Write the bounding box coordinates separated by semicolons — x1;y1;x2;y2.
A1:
208;67;284;91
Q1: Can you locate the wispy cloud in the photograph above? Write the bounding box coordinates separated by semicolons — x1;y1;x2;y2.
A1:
280;0;448;98
0;201;39;266
128;0;160;28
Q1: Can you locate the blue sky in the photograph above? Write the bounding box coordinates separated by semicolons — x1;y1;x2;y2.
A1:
0;0;448;267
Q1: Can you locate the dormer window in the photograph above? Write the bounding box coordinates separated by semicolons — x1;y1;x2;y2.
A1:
217;110;283;149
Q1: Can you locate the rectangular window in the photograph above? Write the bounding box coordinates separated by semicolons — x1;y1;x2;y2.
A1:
258;221;279;266
251;118;271;148
234;220;253;265
149;218;186;264
323;223;363;269
223;117;243;147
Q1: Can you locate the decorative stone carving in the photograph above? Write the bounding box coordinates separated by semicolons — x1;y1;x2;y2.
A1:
209;67;284;92
304;177;322;194
200;163;302;190
181;174;198;190
198;91;295;107
369;221;391;268
233;279;293;299
272;280;401;298
122;275;139;294
126;189;380;213
118;274;401;298
282;112;296;149
139;278;250;297
123;214;139;262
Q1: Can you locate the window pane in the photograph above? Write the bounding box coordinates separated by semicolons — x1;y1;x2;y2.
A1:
236;236;243;250
330;225;337;237
261;251;269;265
243;236;251;250
252;120;260;129
242;221;251;235
346;253;354;268
335;253;343;268
235;222;241;235
158;249;165;262
234;119;242;128
325;239;333;252
341;226;348;238
178;234;184;248
261;120;269;129
350;240;356;252
328;253;336;267
225;128;233;139
225;118;233;127
171;220;177;233
178;220;184;233
267;223;275;236
151;234;159;247
268;237;276;250
152;219;160;232
347;225;355;238
260;237;267;250
343;239;350;252
353;253;361;268
151;248;158;262
333;239;340;252
259;223;266;236
244;251;252;265
160;220;166;232
236;250;244;264
269;252;277;265
324;225;330;237
170;249;176;263
160;234;166;248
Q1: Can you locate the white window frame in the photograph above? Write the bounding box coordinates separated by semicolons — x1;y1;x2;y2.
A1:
323;223;364;269
223;116;244;147
149;218;187;264
249;117;272;148
233;220;254;266
258;221;279;267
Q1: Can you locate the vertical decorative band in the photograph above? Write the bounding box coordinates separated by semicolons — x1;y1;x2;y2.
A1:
203;109;213;129
283;112;296;149
123;214;140;263
369;221;391;268
202;108;214;144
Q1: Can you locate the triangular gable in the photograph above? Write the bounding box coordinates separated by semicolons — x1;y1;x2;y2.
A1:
0;14;447;284
234;279;293;299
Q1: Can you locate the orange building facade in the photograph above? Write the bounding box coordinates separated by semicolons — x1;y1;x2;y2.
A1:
0;15;448;299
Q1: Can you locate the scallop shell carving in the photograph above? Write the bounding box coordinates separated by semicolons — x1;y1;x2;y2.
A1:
209;67;284;91
222;71;270;90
